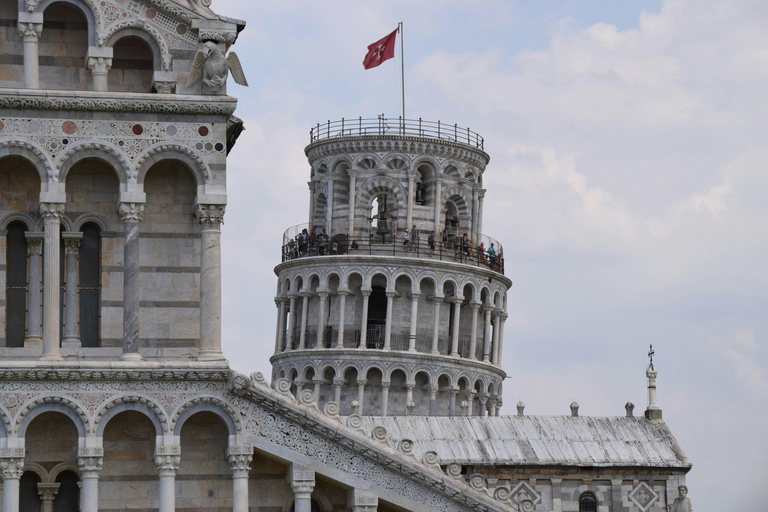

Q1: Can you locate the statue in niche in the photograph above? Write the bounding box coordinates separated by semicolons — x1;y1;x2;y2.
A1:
187;41;248;92
667;485;692;512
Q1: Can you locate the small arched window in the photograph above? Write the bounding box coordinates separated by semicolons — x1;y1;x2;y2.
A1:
79;223;101;347
579;492;597;512
5;222;28;347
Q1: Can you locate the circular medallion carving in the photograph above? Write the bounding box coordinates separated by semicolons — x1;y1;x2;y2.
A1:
104;5;120;22
132;124;144;135
176;24;187;35
198;126;209;136
62;121;77;134
0;120;5;132
146;8;156;19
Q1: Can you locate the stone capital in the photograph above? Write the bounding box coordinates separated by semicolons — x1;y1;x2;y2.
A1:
385;291;396;299
26;232;44;255
17;21;42;41
333;378;345;386
195;204;226;228
87;56;113;76
78;455;103;476
469;302;482;311
37;482;60;502
357;379;368;387
227;453;252;476
39;202;65;220
361;289;372;297
118;202;145;222
0;458;24;479
63;232;83;255
154;454;180;475
477;188;487;199
348;489;378;512
347;169;360;180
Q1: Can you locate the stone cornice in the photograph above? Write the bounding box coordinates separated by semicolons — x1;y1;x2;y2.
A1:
0;365;230;382
305;136;490;170
0;89;237;116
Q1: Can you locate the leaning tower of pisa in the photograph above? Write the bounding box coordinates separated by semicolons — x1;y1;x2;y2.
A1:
270;118;511;417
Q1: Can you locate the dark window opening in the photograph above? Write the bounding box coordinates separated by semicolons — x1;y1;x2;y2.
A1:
366;286;387;348
579;492;597;512
53;470;80;512
79;223;101;347
6;222;28;347
19;471;42;512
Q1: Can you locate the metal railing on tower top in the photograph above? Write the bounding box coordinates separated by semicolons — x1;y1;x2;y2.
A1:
309;117;485;150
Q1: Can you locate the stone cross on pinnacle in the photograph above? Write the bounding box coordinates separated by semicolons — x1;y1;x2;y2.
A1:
648;344;655;370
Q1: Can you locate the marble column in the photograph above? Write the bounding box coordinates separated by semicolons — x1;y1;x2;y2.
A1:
118;202;144;361
482;306;492;362
313;378;322;401
428;388;437;416
468;302;480;360
491;310;501;365
431;296;442;354
86;46;113;92
381;382;389;416
357;379;366;415
347;170;358;238
24;232;43;347
406;384;414;415
552;478;563;512
497;313;508;363
359;290;370;348
449;389;458;416
154;452;180;512
383;291;395;350
275;298;287;352
62;233;83;348
196;204;226;360
288;466;315;512
610;479;623;512
78;455;103;512
17;13;43;89
471;189;479;245
228;446;252;512
450;299;462;357
336;290;347;348
316;292;328;347
298;293;309;349
325;175;334;236
1;458;24;512
408;292;419;352
489;399;498;416
347;488;378;512
476;189;486;237
406;171;416;233
468;391;476;416
479;396;488;417
37;482;60;512
433;177;443;238
40;202;65;361
307;181;315;227
286;294;297;350
333;378;343;403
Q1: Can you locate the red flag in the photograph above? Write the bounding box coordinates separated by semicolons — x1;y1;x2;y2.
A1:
363;28;398;69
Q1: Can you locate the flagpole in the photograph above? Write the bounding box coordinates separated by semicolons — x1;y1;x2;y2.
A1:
399;21;405;131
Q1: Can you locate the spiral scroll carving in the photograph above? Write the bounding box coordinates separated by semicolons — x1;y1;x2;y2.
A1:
298;389;316;407
468;473;486;490
520;499;535;512
422;451;440;468
445;462;463;478
346;414;363;430
275;378;294;398
398;439;414;454
371;425;388;442
322;401;339;418
494;486;511;501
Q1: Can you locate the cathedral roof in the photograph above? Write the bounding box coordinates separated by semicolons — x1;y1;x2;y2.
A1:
353;415;691;469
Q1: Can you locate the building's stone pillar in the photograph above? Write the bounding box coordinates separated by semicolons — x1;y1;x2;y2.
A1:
288;465;315;512
381;382;390;416
286;294;297;350
313;378;322;402
308;181;315;228
333;378;343;403
406;384;414;415
433;177;443;237
491;310;501;364
383;291;395;350
1;457;24;512
316;292;328;348
196;204;226;360
428;388;437;416
497;312;508;363
551;478;562;512
86;46;113;92
359;289;370;348
408;292;419;352
152;70;176;94
24;232;43;347
154;444;180;512
37;482;60;512
78;455;103;512
118;202;144;361
336;290;348;348
431;296;442;354
347;170;358;237
228;445;252;512
18;13;43;89
468;391;476;416
40;202;64;361
482;306;492;362
449;389;458;416
357;379;366;415
489;398;498;416
468;302;480;360
471;189;479;245
348;488;378;512
610;478;623;512
479;395;488;417
298;293;309;349
450;298;462;357
476;189;486;237
275;298;287;352
325;175;334;236
406;171;416;233
62;233;83;348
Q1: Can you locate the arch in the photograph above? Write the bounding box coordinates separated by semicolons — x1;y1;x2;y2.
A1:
442;184;472;214
103;26;169;70
173;401;237;436
95;401;165;437
331;156;353;173
48;462;81;482
58;140;131;185
352;154;380;169
340;268;365;290
0;212;37;231
21;462;47;481
72;212;110;232
382;154;411;170
136;144;209;186
356;175;406;210
411;155;441;175
18;402;86;438
37;0;98;47
0;139;54;182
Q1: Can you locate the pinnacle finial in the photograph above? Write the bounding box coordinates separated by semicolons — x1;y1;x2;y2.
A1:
648;343;655;370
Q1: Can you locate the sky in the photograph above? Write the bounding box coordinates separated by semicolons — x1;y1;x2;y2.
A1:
213;1;768;510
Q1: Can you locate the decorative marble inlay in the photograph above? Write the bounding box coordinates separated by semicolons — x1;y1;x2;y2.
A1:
97;0;196;49
629;482;659;512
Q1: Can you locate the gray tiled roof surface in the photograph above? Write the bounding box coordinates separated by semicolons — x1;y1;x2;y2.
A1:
353;415;691;468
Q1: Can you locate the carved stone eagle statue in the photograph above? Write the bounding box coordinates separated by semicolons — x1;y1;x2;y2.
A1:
186;41;248;92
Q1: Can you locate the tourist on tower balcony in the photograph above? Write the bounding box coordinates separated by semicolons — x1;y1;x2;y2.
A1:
428;231;435;256
478;242;486;264
487;242;497;268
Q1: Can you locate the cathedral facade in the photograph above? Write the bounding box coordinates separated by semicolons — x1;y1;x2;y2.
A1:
0;0;691;511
